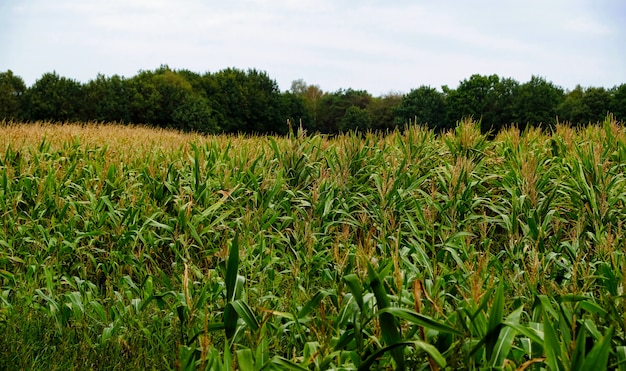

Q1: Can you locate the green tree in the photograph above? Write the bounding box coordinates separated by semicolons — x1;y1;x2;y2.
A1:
581;87;611;124
153;68;197;128
280;91;311;133
492;77;520;129
318;88;371;133
0;70;26;120
124;66;218;132
82;74;132;123
444;74;509;133
368;93;402;132
557;85;585;124
171;93;218;133
175;69;206;93
290;79;324;131
610;84;626;122
206;68;284;133
513;76;564;128
339;105;371;132
394;86;446;131
126;69;164;126
559;86;612;126
290;79;308;95
23;72;83;122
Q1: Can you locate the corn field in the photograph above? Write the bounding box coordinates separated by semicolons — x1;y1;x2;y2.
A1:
1;118;626;370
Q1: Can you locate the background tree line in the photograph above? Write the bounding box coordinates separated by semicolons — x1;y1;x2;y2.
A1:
1;67;624;134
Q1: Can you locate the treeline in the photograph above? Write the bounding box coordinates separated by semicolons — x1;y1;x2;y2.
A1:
1;66;624;134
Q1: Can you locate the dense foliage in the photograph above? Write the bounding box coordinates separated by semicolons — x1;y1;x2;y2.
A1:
1;119;626;369
1;68;624;134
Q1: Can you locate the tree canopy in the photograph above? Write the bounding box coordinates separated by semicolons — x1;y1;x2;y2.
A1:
1;68;623;134
0;70;26;120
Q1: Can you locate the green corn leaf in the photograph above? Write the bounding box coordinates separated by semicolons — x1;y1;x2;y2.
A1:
527;213;539;240
187;222;203;247
543;307;563;371
303;341;320;365
140;291;176;312
343;274;364;311
538;295;559;320
224;302;238;341
486;282;505;361
146;217;175;232
224;340;232;370
230;300;259;332
298;290;330;319
101;324;116;345
368;263;404;370
358;342;413;371
143;275;154;299
319;350;348;370
557;301;573;347
270;356;310;370
412;340;447;369
35;288;60;314
65;291;84;319
236;348;255;371
571;321;587;370
379;307;462;335
89;300;107;323
179;345;196;371
582;318;602;340
368;264;391;309
256;329;269;369
224;234;240;340
580;327;613;371
502;323;544;350
490;305;523;368
615;346;626;371
226;233;239;303
577;300;608;318
207;322;226;332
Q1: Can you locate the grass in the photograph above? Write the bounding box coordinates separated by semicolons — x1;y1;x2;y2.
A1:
1;117;626;370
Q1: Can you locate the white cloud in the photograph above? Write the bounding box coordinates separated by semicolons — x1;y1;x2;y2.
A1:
0;0;624;93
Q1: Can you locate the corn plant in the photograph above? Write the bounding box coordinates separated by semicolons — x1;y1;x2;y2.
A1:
1;118;626;369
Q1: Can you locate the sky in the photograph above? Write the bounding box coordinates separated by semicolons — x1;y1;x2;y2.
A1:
1;0;625;96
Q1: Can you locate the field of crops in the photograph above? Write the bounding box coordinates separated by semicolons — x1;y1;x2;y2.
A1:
1;118;626;370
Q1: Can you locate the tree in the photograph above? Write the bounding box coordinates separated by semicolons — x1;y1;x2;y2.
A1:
368;93;402;132
206;68;284;133
152;67;196;128
23;72;83;122
122;66;218;132
559;86;613;126
393;86;446;131
444;74;507;133
492;77;520;129
581;87;611;124
290;79;324;130
126;69;164;126
0;70;26;120
339;106;371;132
318;88;371;133
557;85;585;124
82;74;132;123
513;76;564;128
290;79;308;96
176;69;206;93
610;84;626;122
171;93;218;133
280;91;311;133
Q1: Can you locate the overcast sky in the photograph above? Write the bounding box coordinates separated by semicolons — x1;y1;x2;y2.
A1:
1;0;625;95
